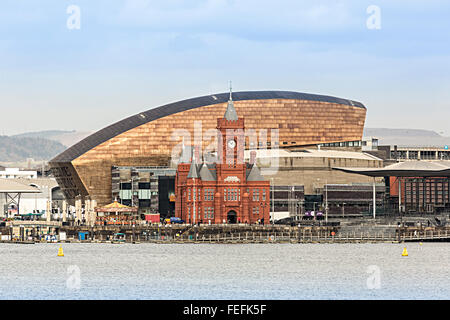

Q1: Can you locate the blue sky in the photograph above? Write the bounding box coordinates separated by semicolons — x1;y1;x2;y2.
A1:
1;0;449;135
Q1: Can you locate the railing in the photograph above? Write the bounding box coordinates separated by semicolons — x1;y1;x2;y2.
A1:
176;232;300;243
298;231;397;242
57;229;450;243
400;229;450;241
134;231;301;243
6;220;62;227
137;230;399;243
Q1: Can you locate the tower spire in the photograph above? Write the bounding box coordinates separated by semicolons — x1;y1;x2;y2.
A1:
224;81;238;121
179;136;190;164
187;146;200;178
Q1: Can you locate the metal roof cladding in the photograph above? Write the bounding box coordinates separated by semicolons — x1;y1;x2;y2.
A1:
333;161;450;177
0;178;42;193
51;90;365;163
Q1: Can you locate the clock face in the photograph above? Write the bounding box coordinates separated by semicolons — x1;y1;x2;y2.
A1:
228;139;236;149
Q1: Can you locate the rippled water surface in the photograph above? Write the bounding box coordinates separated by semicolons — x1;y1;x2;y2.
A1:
0;243;448;300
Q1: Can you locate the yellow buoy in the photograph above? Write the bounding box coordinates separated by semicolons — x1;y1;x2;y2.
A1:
57;245;64;257
401;247;408;256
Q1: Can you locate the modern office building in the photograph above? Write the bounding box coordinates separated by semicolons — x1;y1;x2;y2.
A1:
244;148;383;217
111;166;176;218
383;146;450;161
334;161;450;215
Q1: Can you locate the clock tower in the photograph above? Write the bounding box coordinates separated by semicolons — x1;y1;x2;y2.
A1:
216;84;245;178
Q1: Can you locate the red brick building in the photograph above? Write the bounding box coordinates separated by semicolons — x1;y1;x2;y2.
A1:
175;90;270;224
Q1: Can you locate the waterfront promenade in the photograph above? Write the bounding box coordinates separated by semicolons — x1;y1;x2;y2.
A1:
1;222;449;244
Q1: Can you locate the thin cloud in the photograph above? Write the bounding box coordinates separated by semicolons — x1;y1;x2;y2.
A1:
113;0;359;40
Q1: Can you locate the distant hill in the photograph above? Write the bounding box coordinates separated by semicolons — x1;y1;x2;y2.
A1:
12;130;92;147
0;136;67;162
364;128;450;147
13;130;74;140
364;128;441;138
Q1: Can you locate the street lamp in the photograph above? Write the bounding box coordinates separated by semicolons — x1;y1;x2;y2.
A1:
325;179;328;223
316;178;328;223
342;202;346;218
131;177;138;207
299;199;304;221
271;178;275;224
193;177;196;226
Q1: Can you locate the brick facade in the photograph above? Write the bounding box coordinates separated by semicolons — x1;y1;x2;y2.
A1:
175;98;271;224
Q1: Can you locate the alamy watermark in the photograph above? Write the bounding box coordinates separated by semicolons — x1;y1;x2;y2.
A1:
170;121;280;175
66;265;81;290
67;5;81;30
65;5;381;32
366;5;381;30
366;265;381;289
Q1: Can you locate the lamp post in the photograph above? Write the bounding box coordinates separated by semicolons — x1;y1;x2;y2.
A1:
325;179;328;223
399;177;403;224
193;177;196;226
131;176;140;223
299;199;304;221
131;177;138;207
373;176;377;220
271;178;274;224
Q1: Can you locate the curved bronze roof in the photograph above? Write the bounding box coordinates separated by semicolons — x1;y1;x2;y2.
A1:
51;90;365;163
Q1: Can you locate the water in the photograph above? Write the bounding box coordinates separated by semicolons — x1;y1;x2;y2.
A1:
0;243;448;300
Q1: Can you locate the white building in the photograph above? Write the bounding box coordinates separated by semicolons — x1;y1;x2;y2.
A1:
362;137;379;151
18;178;55;215
0;168;37;179
0;177;64;218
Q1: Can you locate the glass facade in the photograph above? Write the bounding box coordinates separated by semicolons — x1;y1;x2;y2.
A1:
111;166;176;217
320;140;362;148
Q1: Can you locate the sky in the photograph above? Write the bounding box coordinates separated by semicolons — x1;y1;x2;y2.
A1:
1;0;449;136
